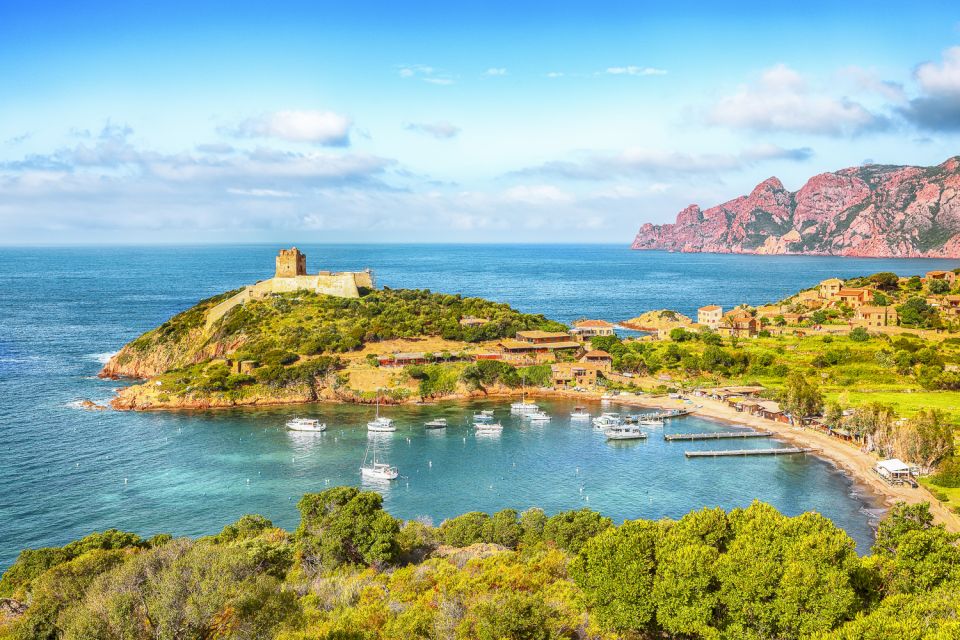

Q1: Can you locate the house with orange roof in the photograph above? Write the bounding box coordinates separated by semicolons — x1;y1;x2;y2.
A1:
697;305;723;329
579;349;613;373
836;288;871;309
819;278;844;300
570;319;615;341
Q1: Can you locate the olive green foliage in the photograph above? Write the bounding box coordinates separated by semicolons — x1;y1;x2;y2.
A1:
295;487;400;571
5;494;960;640
217;288;566;362
930;457;960;488
780;371;824;422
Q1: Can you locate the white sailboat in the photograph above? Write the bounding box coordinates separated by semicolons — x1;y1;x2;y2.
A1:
285;417;326;432
510;375;539;414
367;392;396;432
360;440;399;480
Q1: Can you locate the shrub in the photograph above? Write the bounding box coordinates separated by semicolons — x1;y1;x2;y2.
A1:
930;457;960;488
849;327;870;342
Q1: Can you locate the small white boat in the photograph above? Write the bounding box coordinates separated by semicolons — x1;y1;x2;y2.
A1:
528;411;551;422
473;410;495;422
367;392;396;432
510;375;539;414
570;406;591;419
474;421;503;432
638;417;665;427
424;418;447;429
285;417;326;432
360;442;398;480
592;412;621;428
604;425;648;440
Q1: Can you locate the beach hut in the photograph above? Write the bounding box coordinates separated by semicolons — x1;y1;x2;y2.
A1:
874;459;913;485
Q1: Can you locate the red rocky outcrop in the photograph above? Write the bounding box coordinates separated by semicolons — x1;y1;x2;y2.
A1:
631;156;960;257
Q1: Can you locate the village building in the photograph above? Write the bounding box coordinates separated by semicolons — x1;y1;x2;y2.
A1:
378;352;432;367
818;278;844;299
925;270;957;286
579;349;613;373
550;362;602;388
874;458;914;485
569;319;616;341
718;313;758;337
855;305;898;327
697;305;723;329
781;312;806;325
795;289;821;304
941;295;960;318
498;332;580;364
836;287;871;309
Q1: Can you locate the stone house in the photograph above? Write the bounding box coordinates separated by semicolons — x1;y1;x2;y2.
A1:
579;349;613;373
855;305;898;327
718;313;758;337
697;305;723;329
570;319;615;341
550;362;602;388
836;288;871;309
925;270;957;286
819;278;844;299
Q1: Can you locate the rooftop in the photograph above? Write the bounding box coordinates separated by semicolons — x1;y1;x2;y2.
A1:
516;330;571;339
698;305;721;311
574;319;614;328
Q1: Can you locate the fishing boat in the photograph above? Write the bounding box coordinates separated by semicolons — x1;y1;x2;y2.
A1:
474;421;503;432
570;406;591;419
424;418;447;429
367;392;396;432
473;410;495;422
527;410;551;422
510;375;539;414
360;441;399;480
285;417;326;432
604;425;648;440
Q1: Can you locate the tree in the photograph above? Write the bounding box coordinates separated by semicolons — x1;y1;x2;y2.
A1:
929;278;951;294
780;371;823;423
868;272;900;291
296;487;400;570
897;297;937;327
849;327;870;342
570;520;663;634
897;409;954;474
438;511;490;547
542;509;612;554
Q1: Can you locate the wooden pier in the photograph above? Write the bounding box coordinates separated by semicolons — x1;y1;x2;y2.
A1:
665;431;773;441
685;447;813;458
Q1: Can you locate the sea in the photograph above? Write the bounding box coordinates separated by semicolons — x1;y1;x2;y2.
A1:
1;244;957;568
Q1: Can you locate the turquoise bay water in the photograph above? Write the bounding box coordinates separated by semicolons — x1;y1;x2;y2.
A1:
1;244;957;567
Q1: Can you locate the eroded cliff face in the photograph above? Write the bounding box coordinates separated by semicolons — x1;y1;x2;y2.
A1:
632;156;960;257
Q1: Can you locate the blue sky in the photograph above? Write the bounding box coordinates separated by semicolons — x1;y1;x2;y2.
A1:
2;1;960;243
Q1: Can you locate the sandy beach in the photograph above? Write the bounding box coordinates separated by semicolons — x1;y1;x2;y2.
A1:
602;392;960;532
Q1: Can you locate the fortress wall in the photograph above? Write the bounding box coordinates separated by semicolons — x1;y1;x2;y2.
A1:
203;273;366;330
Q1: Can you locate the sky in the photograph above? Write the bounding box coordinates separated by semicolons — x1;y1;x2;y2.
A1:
2;1;960;244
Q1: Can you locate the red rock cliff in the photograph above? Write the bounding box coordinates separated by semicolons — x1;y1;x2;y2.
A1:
631;157;960;257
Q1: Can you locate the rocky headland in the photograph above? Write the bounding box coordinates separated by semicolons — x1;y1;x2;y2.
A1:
632;156;960;257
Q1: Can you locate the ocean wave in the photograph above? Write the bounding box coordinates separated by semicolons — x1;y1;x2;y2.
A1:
88;352;117;364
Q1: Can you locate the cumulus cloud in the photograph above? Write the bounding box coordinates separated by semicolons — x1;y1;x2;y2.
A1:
900;46;960;130
708;64;887;136
229;110;352;146
483;67;507;76
398;64;454;85
604;66;667;76
838;66;906;103
404;121;461;139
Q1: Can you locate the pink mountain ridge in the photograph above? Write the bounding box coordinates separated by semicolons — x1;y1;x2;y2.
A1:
631;156;960;257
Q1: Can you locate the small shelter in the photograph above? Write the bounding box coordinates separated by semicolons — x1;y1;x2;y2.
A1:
874;458;912;484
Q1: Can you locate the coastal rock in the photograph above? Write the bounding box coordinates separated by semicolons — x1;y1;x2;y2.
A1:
620;309;693;332
78;399;107;411
631;156;960;257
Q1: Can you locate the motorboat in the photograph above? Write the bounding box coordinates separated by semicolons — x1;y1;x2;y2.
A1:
592;412;621;428
570;406;591;419
424;418;448;429
474;421;503;432
285;417;326;432
360;442;398;480
367;392;396;432
527;411;551;422
638;417;665;427
473;410;495;422
604;425;648;440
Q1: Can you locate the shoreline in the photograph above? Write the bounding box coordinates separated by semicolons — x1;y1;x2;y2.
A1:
611;393;960;532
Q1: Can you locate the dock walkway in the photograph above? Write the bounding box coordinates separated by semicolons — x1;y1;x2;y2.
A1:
665;431;773;441
685;447;813;458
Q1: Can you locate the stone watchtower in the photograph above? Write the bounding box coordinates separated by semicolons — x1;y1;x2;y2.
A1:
275;247;307;277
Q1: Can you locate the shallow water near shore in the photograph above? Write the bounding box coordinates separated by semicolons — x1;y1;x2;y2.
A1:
2;244;955;568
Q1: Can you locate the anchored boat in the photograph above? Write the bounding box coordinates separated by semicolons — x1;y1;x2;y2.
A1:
285;417;326;432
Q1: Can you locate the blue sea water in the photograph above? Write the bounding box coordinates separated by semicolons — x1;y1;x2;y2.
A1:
0;244;957;568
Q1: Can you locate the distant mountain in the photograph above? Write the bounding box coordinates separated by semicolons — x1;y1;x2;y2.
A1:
631;157;960;257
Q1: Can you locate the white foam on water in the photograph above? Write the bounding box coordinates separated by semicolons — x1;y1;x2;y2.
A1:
89;352;117;364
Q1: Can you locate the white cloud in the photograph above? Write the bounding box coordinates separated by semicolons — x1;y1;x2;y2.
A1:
502;184;574;205
708;64;886;136
483;67;507;76
838;66;906;103
231;110;352;146
226;188;296;198
546;72;564;78
900;46;960;130
404;121;461;139
604;66;667;76
398;64;455;85
739;143;814;162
